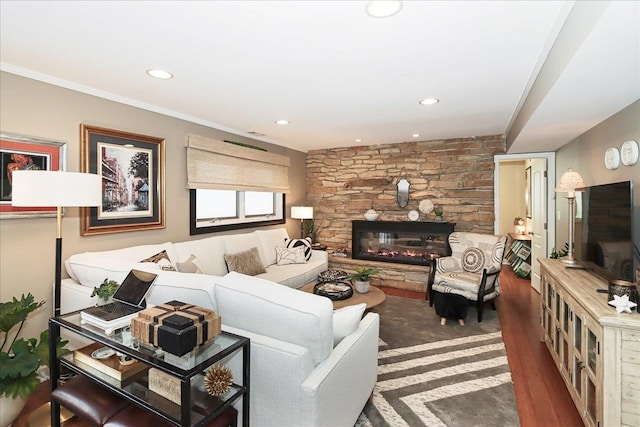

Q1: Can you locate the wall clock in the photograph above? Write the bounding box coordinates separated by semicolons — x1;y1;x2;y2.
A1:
621;140;639;166
604;147;620;170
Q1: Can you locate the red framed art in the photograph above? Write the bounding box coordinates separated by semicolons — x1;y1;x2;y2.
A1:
0;132;66;218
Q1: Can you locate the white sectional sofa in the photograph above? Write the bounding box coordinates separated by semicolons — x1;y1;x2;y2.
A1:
59;228;380;426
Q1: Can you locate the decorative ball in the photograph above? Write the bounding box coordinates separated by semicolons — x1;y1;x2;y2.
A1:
204;364;233;396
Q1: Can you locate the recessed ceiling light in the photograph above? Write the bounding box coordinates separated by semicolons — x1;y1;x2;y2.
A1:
366;0;403;18
355;138;363;143
275;119;290;125
146;69;173;79
412;134;420;138
419;98;439;105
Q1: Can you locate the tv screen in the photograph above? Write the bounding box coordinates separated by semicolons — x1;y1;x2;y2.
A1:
577;180;636;282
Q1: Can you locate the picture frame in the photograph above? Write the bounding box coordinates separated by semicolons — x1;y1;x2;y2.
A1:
525;166;532;219
0;132;66;219
80;125;165;235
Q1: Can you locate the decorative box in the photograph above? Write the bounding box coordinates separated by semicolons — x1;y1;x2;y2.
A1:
132;301;221;355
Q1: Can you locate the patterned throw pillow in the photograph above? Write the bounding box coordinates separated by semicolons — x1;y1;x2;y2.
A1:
224;247;267;276
275;246;307;265
462;247;485;273
176;254;202;274
141;250;177;271
284;237;312;261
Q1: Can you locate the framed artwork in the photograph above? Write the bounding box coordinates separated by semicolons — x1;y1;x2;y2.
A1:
0;132;66;219
525;166;532;219
80;125;165;235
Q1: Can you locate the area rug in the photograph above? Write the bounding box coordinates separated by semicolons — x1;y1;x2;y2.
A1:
356;295;520;427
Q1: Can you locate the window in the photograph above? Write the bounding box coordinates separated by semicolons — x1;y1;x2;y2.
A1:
190;189;285;235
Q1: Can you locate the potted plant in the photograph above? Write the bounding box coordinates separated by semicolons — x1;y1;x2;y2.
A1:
345;267;379;294
303;219;326;243
0;294;68;425
91;278;120;304
434;207;444;222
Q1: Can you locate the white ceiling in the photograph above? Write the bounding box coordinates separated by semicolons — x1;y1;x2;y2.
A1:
1;1;638;154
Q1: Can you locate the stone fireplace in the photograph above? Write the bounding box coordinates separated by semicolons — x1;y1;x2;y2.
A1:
352;220;455;266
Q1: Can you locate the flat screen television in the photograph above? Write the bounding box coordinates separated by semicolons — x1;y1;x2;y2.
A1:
576;180;637;282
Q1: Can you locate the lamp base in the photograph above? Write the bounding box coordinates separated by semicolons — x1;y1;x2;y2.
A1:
560;257;580;266
27;402;74;427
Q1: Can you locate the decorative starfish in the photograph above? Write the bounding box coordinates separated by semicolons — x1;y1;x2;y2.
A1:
608;294;638;313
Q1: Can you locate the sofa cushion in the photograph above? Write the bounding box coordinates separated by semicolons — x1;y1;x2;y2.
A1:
223;232;268;267
224;247;266;276
173;236;227;276
65;242;177;286
333;303;366;346
285;238;312;261
275;246;307;265
214;272;334;366
255;228;289;266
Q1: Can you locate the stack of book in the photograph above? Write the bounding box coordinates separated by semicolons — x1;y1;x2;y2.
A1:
73;343;149;384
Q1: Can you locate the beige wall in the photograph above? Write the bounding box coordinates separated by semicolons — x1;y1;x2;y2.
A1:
498;160;527;236
555;100;640;267
0;71;307;337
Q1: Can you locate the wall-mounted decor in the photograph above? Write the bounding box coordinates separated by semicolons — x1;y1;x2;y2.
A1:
80;125;165;235
0;132;66;218
620;140;638;166
525;166;531;219
396;177;410;208
604;147;621;170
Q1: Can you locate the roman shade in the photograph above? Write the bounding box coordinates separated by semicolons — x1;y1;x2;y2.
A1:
186;134;290;193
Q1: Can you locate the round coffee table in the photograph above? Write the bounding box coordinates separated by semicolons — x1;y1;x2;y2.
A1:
300;283;386;309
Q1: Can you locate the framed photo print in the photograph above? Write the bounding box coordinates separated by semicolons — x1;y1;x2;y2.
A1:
81;125;165;235
0;132;66;218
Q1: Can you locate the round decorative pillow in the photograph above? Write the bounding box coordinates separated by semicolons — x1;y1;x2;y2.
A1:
318;269;348;283
462;247;485;273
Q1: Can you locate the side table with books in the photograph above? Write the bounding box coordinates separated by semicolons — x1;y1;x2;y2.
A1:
49;307;249;427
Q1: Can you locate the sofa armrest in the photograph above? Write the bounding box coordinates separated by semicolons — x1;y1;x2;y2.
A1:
60;278;99;314
311;249;329;264
300;312;380;427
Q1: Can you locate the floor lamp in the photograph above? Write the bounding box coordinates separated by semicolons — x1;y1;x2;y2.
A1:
11;170;101;427
554;167;585;265
291;206;313;239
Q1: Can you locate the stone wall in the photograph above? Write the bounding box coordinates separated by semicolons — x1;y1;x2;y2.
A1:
306;135;505;291
306;135;506;253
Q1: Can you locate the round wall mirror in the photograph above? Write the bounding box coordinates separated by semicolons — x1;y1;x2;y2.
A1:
397;178;410;208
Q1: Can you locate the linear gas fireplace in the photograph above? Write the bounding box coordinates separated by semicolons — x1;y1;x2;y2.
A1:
352;220;455;266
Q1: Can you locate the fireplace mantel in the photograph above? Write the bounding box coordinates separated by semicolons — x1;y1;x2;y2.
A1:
352;220;455;266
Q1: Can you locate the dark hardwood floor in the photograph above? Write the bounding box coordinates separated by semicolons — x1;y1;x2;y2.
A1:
381;266;584;427
14;267;583;427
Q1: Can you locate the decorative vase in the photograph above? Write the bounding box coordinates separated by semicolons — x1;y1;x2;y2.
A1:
1;395;26;427
436;215;443;222
354;280;370;293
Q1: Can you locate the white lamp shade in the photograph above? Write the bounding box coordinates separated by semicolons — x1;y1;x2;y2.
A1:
11;171;102;207
291;206;313;220
555;168;586;198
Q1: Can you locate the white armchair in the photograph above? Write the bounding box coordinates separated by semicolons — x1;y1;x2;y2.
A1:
427;232;507;322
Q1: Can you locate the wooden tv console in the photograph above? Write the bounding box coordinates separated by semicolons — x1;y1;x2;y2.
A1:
538;259;640;427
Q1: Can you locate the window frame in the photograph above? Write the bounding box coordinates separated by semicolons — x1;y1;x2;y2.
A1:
189;189;285;235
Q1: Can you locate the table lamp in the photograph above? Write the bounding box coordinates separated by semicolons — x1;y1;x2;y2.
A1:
291;206;313;239
554;167;585;265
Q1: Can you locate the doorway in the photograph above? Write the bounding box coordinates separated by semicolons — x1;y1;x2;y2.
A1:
494;153;556;293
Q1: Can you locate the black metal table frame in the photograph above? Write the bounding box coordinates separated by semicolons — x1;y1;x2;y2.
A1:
49;310;250;427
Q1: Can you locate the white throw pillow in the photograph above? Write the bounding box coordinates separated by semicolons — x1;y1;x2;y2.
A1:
275;246;307;265
333;303;366;346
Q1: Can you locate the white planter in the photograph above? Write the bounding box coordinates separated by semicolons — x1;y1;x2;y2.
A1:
353;280;370;293
1;395;26;427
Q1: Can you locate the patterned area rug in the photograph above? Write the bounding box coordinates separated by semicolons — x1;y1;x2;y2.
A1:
356;295;520;427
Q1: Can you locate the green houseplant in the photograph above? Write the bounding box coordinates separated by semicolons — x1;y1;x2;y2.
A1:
345;267;379;294
91;278;120;303
0;293;68;424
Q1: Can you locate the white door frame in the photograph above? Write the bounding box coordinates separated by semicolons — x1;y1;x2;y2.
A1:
494;152;556;256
